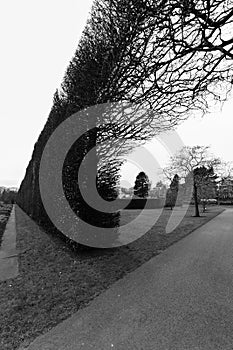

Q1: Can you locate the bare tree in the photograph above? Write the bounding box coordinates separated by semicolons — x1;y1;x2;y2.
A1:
61;0;233;144
18;0;233;241
89;0;233;132
214;161;233;204
195;166;218;212
164;146;220;216
82;0;233;186
217;161;233;178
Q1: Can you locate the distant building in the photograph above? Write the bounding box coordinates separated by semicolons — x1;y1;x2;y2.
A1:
117;187;134;199
148;182;167;198
119;182;167;199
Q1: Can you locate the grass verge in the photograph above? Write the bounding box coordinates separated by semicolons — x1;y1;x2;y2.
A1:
0;205;224;349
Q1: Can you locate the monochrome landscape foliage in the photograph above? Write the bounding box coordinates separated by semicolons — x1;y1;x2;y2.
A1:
17;0;233;245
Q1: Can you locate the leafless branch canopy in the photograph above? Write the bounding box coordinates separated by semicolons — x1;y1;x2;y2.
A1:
90;0;233;131
163;145;221;179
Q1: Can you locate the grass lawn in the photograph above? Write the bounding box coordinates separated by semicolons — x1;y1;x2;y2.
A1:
0;204;12;247
0;205;224;349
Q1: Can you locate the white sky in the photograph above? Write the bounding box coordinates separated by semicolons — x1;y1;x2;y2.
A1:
0;1;233;188
121;101;233;187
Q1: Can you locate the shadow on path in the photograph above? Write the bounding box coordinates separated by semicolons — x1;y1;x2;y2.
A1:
23;208;233;350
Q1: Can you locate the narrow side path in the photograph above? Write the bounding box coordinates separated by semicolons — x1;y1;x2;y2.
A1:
0;205;19;281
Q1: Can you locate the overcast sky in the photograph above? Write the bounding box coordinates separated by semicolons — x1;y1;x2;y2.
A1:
1;1;233;188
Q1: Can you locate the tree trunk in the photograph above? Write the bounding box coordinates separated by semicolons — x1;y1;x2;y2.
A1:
193;182;200;217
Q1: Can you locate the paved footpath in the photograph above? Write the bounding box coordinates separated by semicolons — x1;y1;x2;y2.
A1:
0;205;18;281
25;208;233;350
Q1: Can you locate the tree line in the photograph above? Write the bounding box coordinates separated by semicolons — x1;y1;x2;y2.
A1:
17;0;233;246
133;145;233;216
0;187;17;204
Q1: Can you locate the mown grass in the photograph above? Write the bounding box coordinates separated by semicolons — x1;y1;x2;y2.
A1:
0;205;224;350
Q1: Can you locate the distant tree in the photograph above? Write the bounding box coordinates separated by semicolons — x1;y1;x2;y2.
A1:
164;146;220;217
194;166;218;212
170;175;179;194
120;187;128;195
18;0;233;247
0;188;17;204
214;161;233;204
134;172;150;198
156;181;164;188
151;181;167;198
165;174;179;210
218;176;233;204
